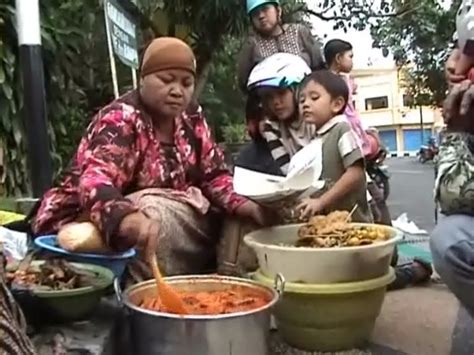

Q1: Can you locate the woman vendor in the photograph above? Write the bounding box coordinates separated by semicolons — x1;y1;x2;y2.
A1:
32;37;270;280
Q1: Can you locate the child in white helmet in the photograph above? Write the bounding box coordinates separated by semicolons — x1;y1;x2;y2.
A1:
237;0;324;93
240;53;314;175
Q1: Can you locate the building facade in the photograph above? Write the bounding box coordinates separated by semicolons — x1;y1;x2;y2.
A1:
351;67;444;155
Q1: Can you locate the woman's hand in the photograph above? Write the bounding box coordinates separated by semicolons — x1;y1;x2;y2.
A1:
445;48;466;84
235;200;275;226
296;198;326;220
443;80;474;123
119;212;160;257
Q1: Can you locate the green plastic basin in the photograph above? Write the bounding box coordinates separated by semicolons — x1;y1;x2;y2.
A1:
253;268;395;352
11;261;114;324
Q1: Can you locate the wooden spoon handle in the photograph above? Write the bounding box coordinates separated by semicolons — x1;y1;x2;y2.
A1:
149;254;163;293
345;204;359;222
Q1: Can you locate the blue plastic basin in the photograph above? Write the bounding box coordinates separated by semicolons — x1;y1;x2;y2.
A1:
34;235;135;278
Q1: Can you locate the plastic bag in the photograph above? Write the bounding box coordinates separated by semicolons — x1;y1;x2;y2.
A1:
0;226;28;260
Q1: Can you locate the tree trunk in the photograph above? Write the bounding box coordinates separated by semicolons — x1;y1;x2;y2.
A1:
194;58;212;100
186;58;212;114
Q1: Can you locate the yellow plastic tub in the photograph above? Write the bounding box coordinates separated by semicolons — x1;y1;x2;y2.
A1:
253;268;395;352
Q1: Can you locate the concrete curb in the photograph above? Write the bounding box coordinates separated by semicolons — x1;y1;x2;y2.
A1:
388;151;418;158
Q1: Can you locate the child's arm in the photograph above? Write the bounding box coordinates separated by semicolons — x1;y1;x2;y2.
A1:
349;76;358;95
297;122;365;218
298;162;365;218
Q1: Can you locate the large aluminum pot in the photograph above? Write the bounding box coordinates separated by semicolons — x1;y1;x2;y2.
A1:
244;223;402;284
114;274;283;355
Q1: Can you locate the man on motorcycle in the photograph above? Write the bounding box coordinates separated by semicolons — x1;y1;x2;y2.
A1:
418;135;439;163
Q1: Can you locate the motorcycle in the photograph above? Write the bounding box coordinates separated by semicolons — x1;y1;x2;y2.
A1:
418;137;439;163
366;148;391;201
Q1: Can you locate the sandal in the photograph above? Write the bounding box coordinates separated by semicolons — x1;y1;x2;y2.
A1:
388;258;433;291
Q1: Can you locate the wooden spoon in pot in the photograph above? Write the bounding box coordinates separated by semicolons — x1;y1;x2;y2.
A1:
149;254;188;315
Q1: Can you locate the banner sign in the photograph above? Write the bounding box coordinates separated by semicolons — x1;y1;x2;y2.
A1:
105;0;139;69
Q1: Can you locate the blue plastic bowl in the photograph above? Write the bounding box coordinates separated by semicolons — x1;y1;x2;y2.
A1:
34;235;136;278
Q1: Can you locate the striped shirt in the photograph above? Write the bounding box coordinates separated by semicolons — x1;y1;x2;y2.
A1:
261;118;315;175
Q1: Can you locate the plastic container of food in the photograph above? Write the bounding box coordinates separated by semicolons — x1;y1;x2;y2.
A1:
10;261;114;324
244;223;401;283
34;235;135;278
253;268;395;352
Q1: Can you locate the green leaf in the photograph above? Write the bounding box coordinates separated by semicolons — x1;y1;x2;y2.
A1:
0;66;4;84
2;83;12;100
9;96;17;115
12;121;23;146
41;30;57;51
59;122;67;135
3;46;15;66
0;102;11;132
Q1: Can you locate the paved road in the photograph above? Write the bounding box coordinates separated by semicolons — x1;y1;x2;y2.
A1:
386;157;436;233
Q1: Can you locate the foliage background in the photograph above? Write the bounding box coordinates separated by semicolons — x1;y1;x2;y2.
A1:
0;0;454;195
371;0;461;107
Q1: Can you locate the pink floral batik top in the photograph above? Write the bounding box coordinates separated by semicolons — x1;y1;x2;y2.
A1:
33;91;247;250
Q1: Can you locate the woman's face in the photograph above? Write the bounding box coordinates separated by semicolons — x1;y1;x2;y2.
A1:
140;69;195;119
251;4;281;35
337;50;354;73
261;88;296;121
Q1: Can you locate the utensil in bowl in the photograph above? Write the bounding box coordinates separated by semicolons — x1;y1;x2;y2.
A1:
114;274;281;355
149;254;187;314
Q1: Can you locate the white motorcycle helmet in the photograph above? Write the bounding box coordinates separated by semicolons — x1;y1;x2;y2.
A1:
247;53;311;91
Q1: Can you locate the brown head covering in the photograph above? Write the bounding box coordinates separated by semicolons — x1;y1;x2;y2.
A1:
141;37;196;77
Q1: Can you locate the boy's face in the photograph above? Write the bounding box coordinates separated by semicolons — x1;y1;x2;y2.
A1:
299;81;346;127
260;87;296;121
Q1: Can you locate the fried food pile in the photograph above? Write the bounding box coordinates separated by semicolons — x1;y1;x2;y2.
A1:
296;211;391;248
7;259;95;291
